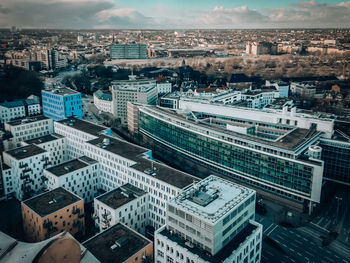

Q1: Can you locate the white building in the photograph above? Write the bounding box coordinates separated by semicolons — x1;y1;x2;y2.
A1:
290;82;316;97
85;135;197;230
111;75;158;123
4;115;53;149
157;82;172;94
54;117;111;159
2;144;51;201
0;101;26;123
23;133;67;166
155;175;263;263
93;90;113;114
94;183;148;234
25;99;41;116
45;156;99;203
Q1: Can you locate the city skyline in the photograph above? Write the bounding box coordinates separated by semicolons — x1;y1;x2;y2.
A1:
0;0;350;29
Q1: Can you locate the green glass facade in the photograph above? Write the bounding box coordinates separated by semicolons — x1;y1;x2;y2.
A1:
139;111;319;200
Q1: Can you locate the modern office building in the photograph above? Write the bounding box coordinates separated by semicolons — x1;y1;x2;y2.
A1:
110;43;147;59
45;156;100;203
4;115;53;149
23;133;67;166
42;88;83;121
94;183;148;234
93;89;113;114
54;117;111;159
136;105;325;213
2;144;51;200
155;175;262;263
111;75;158;123
21;187;84;242
83;223;153;263
157;82;172;94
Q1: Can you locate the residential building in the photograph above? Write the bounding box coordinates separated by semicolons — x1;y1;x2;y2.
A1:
156;82;172;94
265;81;289;98
54;117;111;159
110;43;147;59
155;175;262;263
24;99;41;116
85;135;197;230
111;75;158;123
23;133;67;166
127;102;140;133
4;115;53;149
21;187;84;242
290;82;316;97
0;100;26;123
93;90;113;114
246;42;277;55
42;88;83;121
94;183;148;234
3;144;50;200
136;105;325;213
45;156;100;203
83;223;153;263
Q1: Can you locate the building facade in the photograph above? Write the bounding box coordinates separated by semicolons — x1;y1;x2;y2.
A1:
110;43;147;59
155;175;262;263
21;187;84;242
42;88;83;121
93;90;113;114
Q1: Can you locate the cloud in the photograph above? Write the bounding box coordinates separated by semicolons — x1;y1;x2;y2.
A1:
0;0;349;29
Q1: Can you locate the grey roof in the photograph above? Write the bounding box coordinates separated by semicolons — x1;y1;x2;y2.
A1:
0;100;25;108
94;90;112;101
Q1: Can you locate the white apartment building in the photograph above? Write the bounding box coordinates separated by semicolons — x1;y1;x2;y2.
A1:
4;115;53;149
155;175;263;263
23;133;67;166
0;101;26;123
94;183;148;234
25;99;41;116
84;135;197;230
111;75;158;123
2;144;51;201
54;117;111;159
241;89;279;109
93;90;113;114
45;156;99;203
157;82;172;94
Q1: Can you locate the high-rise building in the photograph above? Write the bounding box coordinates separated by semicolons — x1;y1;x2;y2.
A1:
42;88;83;121
110;43;147;59
155;175;262;263
111;75;158;123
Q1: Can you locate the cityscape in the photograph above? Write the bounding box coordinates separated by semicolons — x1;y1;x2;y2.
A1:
0;0;350;263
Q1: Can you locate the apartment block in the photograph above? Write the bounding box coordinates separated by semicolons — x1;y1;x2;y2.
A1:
45;156;100;203
3;144;51;200
83;223;153;263
21;187;84;242
94;183;148;234
24;133;67;166
155;175;262;263
4;115;53;149
42;88;82;121
54;117;111;159
0;100;26;123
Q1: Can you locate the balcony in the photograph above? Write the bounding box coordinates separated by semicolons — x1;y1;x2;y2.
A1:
72;208;80;215
20;174;29;180
43;221;52;229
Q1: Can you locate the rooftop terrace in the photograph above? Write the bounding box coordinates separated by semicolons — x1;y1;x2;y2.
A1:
23;187;81;217
5;144;47;160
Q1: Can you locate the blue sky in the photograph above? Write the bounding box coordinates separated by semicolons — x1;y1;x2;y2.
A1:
0;0;349;28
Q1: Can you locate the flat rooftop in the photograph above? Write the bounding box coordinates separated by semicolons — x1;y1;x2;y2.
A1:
23;187;81;217
56;117;108;136
46;156;97;177
87;135;197;189
43;88;80;95
170;175;254;224
25;133;64;145
6;115;50;126
83;223;151;263
160;222;258;263
5;144;47;160
96;183;147;210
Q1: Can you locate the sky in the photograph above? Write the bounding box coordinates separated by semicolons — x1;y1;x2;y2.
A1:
0;0;349;29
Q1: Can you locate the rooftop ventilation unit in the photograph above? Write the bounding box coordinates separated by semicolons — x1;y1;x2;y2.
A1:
102;138;110;146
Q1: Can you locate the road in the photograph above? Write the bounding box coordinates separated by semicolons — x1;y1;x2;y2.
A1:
259;214;350;263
